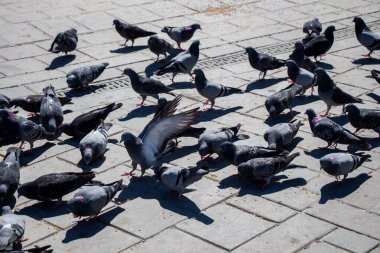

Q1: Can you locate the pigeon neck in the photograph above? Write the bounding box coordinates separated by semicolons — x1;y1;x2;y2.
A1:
189;44;199;57
4;150;18;163
194;74;207;90
325;30;334;43
287;65;299;81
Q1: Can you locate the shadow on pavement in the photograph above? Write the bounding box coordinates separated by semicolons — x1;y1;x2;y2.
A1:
45;55;76;70
245;77;287;92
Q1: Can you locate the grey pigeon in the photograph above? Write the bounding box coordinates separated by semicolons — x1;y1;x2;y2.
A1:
11;245;53;253
155;165;208;199
304;26;336;62
120;95;201;178
345;104;380;138
148;35;172;62
161;24;202;50
371;70;380;84
0;206;25;251
219;141;288;166
288;42;317;73
320;152;370;181
303;18;322;37
113;19;156;47
156;40;200;82
79;121;112;165
40;85;63;137
265;83;303;118
238;152;300;188
193;68;243;110
245;47;286;80
59;102;122;139
316;68;362;116
353;16;380;57
0;147;21;204
48;28;78;55
198;124;249;159
123;68;175;107
67;179;123;220
305;108;371;150
66;63;109;89
264;121;303;150
286;60;317;95
17;172;95;204
0;94;11;109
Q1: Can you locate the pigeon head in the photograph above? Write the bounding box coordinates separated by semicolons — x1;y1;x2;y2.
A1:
43;84;56;98
244;47;257;56
219;142;236;164
121;132;142;147
19;120;43;141
157;97;168;108
82;146;94;165
191;23;202;30
294;42;303;49
198;142;209;157
154;166;168;181
344;104;359;115
268;106;278;117
9;98;27;109
67;28;77;35
192;68;206;84
319;157;338;175
237;162;252;177
1;206;12;215
324;25;336;35
113;19;121;26
67;195;86;217
123;68;139;79
66;74;79;88
189;40;200;55
161;26;170;33
305;108;317;119
286;60;299;81
352;16;365;25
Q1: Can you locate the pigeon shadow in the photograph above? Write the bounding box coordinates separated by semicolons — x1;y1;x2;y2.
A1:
115;175;159;203
118;105;156;122
264;111;301;126
196;106;243;123
110;45;148;54
168;81;194;90
45;55;76;70
17;201;70;220
352;58;380;65
287;136;304;152
317;62;334;70
20;142;55;166
319;173;371;204
293;94;320;106
58;137;80;148
304;148;346;159
245;77;287;92
145;61;165;78
76;149;111;170
367;93;380;103
64;84;107;98
0;196;16;209
160;144;198;164
63;109;73;115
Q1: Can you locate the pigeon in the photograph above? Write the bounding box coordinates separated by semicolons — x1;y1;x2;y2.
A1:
11;245;53;253
320;152;370;181
304;26;336;62
245;47;286;80
198;124;249;159
0;147;21;204
113;19;156;47
288;42;317;73
48;28;78;55
286;60;317;95
237;152;300;188
79;121;112;165
219;142;288;166
66;63;109;89
345;104;380;138
161;24;202;50
303;18;322;38
193;68;244;110
59;102;122;139
120;95;201;178
67;179;123;220
17;172;95;204
264;121;303;150
305;108;371;150
123;68;175;107
148;35;172;62
315;68;362;116
371;70;380;84
154;165;208;199
353;16;380;57
10;95;72;117
0;94;11;109
40;85;63;137
156;40;200;82
265;83;303;118
0;206;25;251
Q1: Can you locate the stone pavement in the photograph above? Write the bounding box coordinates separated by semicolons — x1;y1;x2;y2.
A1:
0;0;380;252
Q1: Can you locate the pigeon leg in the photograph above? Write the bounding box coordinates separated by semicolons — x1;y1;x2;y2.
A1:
362;51;372;57
155;55;160;63
287;108;294;117
122;39;129;47
311;85;315;95
136;96;147;107
171;73;177;83
314;55;319;63
131;39;135;47
177;42;183;50
176;192;183;200
258;72;263;80
353;128;360;134
261;178;271;190
319;142;333;149
122;162;137;176
320;106;331;117
19;141;25;150
28;112;38;117
342;104;346;114
203;100;209;106
175;138;182;146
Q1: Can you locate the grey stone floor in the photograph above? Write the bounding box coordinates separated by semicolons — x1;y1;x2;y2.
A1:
0;0;380;252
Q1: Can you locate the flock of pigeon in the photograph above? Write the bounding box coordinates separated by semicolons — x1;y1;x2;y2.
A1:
0;14;379;252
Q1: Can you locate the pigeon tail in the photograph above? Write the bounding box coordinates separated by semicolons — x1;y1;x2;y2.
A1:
275;59;287;68
284;152;300;166
111;103;123;112
342;130;371;150
217;86;244;98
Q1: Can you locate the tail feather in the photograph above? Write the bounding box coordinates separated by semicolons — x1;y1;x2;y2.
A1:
112;102;123;111
218;86;244;98
343;130;371;150
284;152;300;165
142;31;157;37
275;59;286;68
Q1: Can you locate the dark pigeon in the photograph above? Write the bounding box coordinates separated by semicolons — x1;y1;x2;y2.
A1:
0;206;25;251
265;83;303;118
10;95;72;116
11;245;53;253
305;108;371;150
59;102;122;139
17;172;95;204
48;28;78;55
353;16;380;57
113;19;156;47
66;63;109;89
148;35;172;62
0;94;11;109
40;85;63;137
245;47;286;80
0;147;20;204
288;42;317;72
303;18;322;37
371;70;380;84
286;60;317;95
123;68;175;107
304;25;336;62
161;23;202;50
345;104;380;138
264;121;303;150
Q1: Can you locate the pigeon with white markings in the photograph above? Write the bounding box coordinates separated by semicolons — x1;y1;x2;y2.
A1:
67;179;123;220
305;108;371;150
264;121;303;150
13;245;53;253
120;95;201;178
66;63;109;89
148;35;172;62
353;16;380;57
316;68;362;116
238;152;300;188
302;18;322;44
289;42;317;73
48;28;78;55
320;152;370;181
0;95;11;109
79;121;112;165
161;24;202;50
304;26;336;62
123;68;175;107
113;19;156;47
193;68;243;110
40;85;63;137
371;70;380;84
155;165;208;199
0;147;20;204
0;206;25;251
156;40;200;82
345;104;380;138
265;83;303;118
286;60;317;95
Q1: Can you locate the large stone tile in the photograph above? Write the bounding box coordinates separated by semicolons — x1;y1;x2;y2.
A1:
299;242;348;253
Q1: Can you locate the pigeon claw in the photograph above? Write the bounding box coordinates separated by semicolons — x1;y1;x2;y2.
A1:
362;52;372;57
121;171;135;177
136;102;145;107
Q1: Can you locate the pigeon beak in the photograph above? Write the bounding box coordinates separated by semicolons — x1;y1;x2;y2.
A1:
119;139;123;143
161;28;165;32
